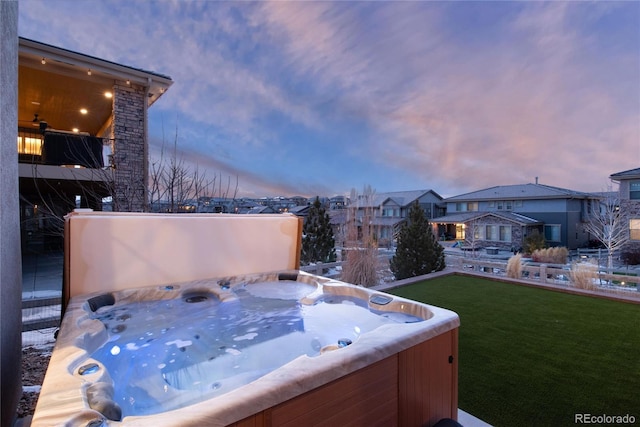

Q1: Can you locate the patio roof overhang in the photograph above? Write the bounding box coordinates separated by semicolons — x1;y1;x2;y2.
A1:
18;37;173;137
433;211;543;226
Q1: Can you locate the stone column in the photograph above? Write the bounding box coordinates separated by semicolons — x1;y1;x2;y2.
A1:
111;82;147;212
0;2;23;425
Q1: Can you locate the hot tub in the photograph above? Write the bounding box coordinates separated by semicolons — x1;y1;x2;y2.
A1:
33;271;459;426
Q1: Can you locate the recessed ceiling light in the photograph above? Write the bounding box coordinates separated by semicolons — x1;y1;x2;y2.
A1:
80;108;88;114
31;101;40;105
72;128;79;133
104;92;113;99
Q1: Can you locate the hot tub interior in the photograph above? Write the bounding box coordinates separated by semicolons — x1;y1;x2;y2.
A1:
73;273;431;419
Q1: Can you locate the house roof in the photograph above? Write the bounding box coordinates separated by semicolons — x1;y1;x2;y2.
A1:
610;167;640;181
245;206;274;214
433;211;543;226
445;183;594;202
288;205;310;214
18;37;173;136
355;189;442;208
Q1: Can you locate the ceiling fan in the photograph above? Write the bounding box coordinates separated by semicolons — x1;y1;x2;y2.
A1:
31;113;48;132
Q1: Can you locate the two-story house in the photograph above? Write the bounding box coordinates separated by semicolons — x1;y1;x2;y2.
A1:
332;189;444;248
434;183;600;251
18;37;172;251
610;167;640;252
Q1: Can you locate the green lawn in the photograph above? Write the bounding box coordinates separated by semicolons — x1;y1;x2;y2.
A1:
389;275;640;427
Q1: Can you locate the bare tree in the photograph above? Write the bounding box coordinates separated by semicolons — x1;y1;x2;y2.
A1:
464;217;481;258
148;124;238;213
22;125;240;251
341;185;379;287
584;185;628;270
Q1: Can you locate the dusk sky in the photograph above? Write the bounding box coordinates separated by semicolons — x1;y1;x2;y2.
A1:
19;1;640;198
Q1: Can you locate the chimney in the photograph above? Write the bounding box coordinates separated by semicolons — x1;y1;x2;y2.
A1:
535;176;539;185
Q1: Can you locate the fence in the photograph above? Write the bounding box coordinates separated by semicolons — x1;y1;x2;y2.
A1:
448;256;640;291
302;254;640;294
22;297;61;332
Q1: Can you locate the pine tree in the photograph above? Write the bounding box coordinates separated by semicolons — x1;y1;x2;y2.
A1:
390;201;445;280
301;197;337;265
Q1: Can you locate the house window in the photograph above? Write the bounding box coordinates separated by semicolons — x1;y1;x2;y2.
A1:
17;136;42;155
497;200;515;210
630;181;640;200
473;224;482;240
485;225;499;241
484;225;511;241
544;225;561;242
457;202;478;212
630;219;640;240
500;226;512;242
515;200;523;208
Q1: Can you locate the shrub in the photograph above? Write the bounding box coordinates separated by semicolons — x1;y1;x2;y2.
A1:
506;254;522;279
531;247;568;264
621;247;640;266
523;231;546;255
571;261;598;290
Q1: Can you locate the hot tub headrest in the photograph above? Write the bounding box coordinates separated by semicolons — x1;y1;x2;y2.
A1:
87;293;116;312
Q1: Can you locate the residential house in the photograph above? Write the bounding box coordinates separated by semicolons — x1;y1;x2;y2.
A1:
610;167;640;252
288;204;311;218
435;183;600;251
18;37;172;252
329;195;348;210
334;189;444;248
245;205;276;214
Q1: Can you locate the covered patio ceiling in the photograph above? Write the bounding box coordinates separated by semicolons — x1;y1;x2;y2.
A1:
18;38;172;137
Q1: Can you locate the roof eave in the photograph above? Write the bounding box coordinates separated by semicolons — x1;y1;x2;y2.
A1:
19;37;173;102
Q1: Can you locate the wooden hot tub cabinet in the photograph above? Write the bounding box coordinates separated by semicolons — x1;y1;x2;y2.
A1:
231;328;459;427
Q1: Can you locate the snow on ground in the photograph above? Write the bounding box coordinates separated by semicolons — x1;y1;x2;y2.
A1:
22;328;57;349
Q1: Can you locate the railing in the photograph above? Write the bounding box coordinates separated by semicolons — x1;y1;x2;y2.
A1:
300;261;343;278
301;254;640;294
18;127;111;168
22;296;61;332
447;256;640;291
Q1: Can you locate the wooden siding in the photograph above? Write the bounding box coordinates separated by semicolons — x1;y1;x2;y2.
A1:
233;328;458;427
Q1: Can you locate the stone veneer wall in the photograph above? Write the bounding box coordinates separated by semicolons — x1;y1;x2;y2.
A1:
468;216;526;251
111;82;147;212
1;2;23;425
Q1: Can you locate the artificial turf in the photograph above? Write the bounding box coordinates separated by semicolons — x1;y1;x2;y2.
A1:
388;275;640;427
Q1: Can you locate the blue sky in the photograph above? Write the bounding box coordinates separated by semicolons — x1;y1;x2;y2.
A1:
19;1;640;198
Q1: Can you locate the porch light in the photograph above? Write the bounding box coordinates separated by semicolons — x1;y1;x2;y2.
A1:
80;108;88;114
41;58;46;65
87;69;92;76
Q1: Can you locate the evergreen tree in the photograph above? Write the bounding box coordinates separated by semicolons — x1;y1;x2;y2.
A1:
390;201;445;280
301;197;337;265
